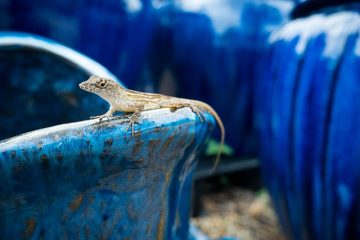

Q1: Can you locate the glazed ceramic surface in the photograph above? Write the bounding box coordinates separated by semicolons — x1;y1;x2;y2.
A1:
257;4;360;239
0;108;214;239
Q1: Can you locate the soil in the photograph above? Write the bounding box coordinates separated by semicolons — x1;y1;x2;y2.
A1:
191;188;286;240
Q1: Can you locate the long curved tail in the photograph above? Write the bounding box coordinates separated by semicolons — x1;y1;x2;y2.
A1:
193;100;225;174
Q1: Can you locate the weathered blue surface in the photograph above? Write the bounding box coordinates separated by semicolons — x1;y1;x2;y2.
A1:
257;4;360;240
0;107;214;239
0;32;117;140
0;0;294;158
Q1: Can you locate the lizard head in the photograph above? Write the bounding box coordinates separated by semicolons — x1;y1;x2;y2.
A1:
79;76;121;102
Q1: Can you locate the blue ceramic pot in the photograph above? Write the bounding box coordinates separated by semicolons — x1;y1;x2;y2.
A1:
0;108;214;239
0;32;215;239
258;3;360;240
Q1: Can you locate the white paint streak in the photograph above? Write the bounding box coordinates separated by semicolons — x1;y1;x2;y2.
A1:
270;11;360;58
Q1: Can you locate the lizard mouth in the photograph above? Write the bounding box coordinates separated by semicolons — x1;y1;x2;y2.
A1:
79;82;87;90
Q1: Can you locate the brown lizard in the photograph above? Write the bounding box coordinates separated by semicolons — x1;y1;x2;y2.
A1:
79;76;225;173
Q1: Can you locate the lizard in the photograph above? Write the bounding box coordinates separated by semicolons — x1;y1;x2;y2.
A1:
79;76;225;173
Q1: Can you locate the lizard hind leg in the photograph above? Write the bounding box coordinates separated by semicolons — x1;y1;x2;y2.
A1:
124;110;142;135
190;105;206;122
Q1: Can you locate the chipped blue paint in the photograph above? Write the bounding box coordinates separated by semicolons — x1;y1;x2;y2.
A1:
0;108;215;239
258;4;360;240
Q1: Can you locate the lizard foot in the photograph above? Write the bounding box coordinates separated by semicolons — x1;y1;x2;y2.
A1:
123;112;142;135
90;114;113;122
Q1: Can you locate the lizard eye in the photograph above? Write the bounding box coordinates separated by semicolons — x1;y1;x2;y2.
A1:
97;80;107;88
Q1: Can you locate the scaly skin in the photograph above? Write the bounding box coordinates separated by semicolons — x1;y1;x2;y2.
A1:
79;76;225;173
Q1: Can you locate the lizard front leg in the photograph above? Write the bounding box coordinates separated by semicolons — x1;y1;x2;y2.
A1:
90;106;115;121
90;105;142;135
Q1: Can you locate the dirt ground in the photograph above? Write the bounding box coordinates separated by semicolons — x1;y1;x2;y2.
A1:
191;188;286;240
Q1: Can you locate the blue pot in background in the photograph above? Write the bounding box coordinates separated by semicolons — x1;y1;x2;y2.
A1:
0;0;155;89
151;0;294;157
257;3;360;239
0;0;294;161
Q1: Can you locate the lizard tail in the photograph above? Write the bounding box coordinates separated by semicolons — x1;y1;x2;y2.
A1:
193;101;225;175
208;106;225;175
